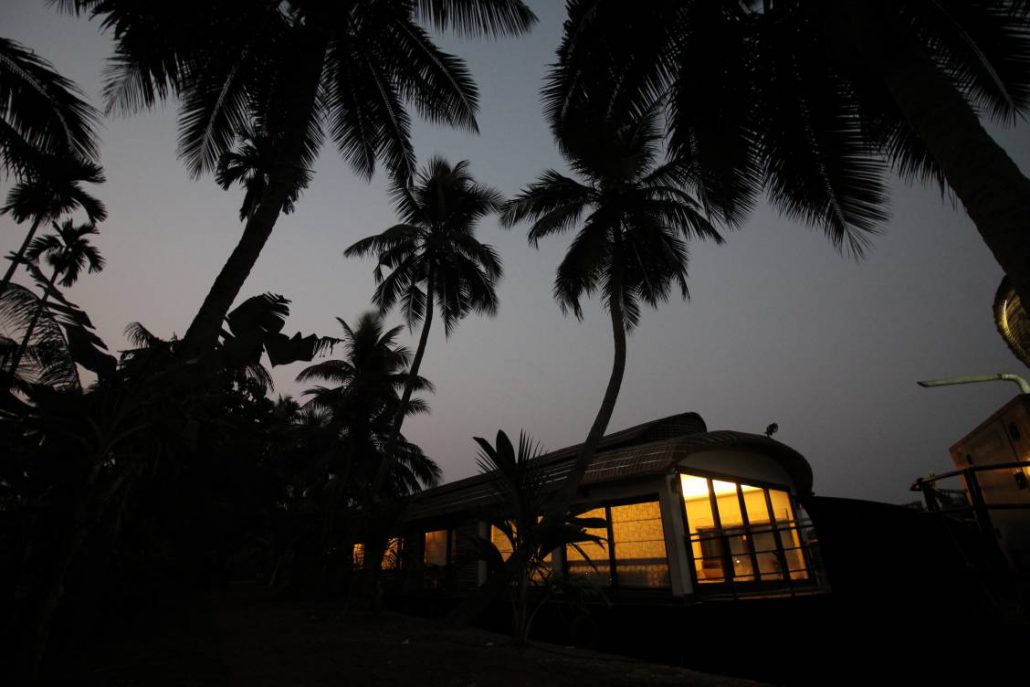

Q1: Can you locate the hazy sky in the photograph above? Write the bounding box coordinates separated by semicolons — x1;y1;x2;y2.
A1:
3;1;1029;503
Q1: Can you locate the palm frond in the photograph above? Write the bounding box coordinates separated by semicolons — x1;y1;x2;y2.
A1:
0;36;101;166
501;170;595;243
909;0;1030;122
414;0;537;38
379;15;479;133
0;156;106;223
666;1;762;226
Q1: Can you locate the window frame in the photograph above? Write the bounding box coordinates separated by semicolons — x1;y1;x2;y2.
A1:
423;528;456;567
676;468;814;595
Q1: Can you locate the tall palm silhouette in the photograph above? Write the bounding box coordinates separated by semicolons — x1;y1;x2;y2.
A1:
0;156;106;293
5;219;104;381
501;105;722;513
296;312;439;500
545;1;1030;302
345;157;503;495
63;1;535;356
0;36;100;180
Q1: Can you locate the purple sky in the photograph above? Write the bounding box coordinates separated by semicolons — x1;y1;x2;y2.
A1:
3;1;1029;503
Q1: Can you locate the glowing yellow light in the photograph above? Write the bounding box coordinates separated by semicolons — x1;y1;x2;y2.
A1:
680;474;759;499
424;530;448;566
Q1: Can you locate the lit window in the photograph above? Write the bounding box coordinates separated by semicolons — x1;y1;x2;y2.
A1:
564;500;670;589
680;474;812;586
424;529;449;567
769;489;808;580
382;537;402;570
609;501;669;588
353;539;403;571
490;524;514;560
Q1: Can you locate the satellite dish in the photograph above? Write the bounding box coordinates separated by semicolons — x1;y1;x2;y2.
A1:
994;276;1030;368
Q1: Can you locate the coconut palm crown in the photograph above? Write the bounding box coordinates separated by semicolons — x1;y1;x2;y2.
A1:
501;105;722;329
345;157;504;336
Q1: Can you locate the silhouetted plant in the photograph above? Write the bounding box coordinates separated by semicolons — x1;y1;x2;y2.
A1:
472;429;605;644
545;0;1030;305
4;220;104;384
0;36;100;181
0;156;106;294
62;0;536;356
0;289;335;681
295;312;439;594
345;157;503;498
296;312;439;501
0;284;73;393
501;103;722;520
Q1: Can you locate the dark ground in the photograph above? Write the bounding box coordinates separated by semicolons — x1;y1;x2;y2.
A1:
49;587;765;686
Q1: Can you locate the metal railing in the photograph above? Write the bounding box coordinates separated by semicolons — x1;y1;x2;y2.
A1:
911;460;1030;531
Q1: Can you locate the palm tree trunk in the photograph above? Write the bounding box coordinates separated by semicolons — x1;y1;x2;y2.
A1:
371;276;435;498
838;1;1030;308
178;40;328;358
547;284;627;518
0;214;44;293
5;266;59;382
178;173;295;356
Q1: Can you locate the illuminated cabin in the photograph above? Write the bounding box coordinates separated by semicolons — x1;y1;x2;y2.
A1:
394;412;827;601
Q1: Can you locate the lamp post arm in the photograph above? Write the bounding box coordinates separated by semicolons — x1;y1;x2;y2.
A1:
916;373;1030;395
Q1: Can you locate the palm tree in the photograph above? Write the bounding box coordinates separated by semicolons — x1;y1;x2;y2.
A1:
345;156;503;496
297;312;439;596
5;219;104;383
63;1;535;357
296;312;439;500
0;36;100;180
500;104;722;515
472;429;605;644
0;155;106;293
544;1;1030;303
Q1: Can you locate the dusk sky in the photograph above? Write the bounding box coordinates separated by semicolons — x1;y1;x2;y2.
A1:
3;0;1029;504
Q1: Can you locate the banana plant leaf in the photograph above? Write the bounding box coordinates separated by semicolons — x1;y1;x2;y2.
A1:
222;293;337;369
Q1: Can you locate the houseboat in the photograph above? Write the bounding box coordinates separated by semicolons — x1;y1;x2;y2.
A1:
375;412;828;602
